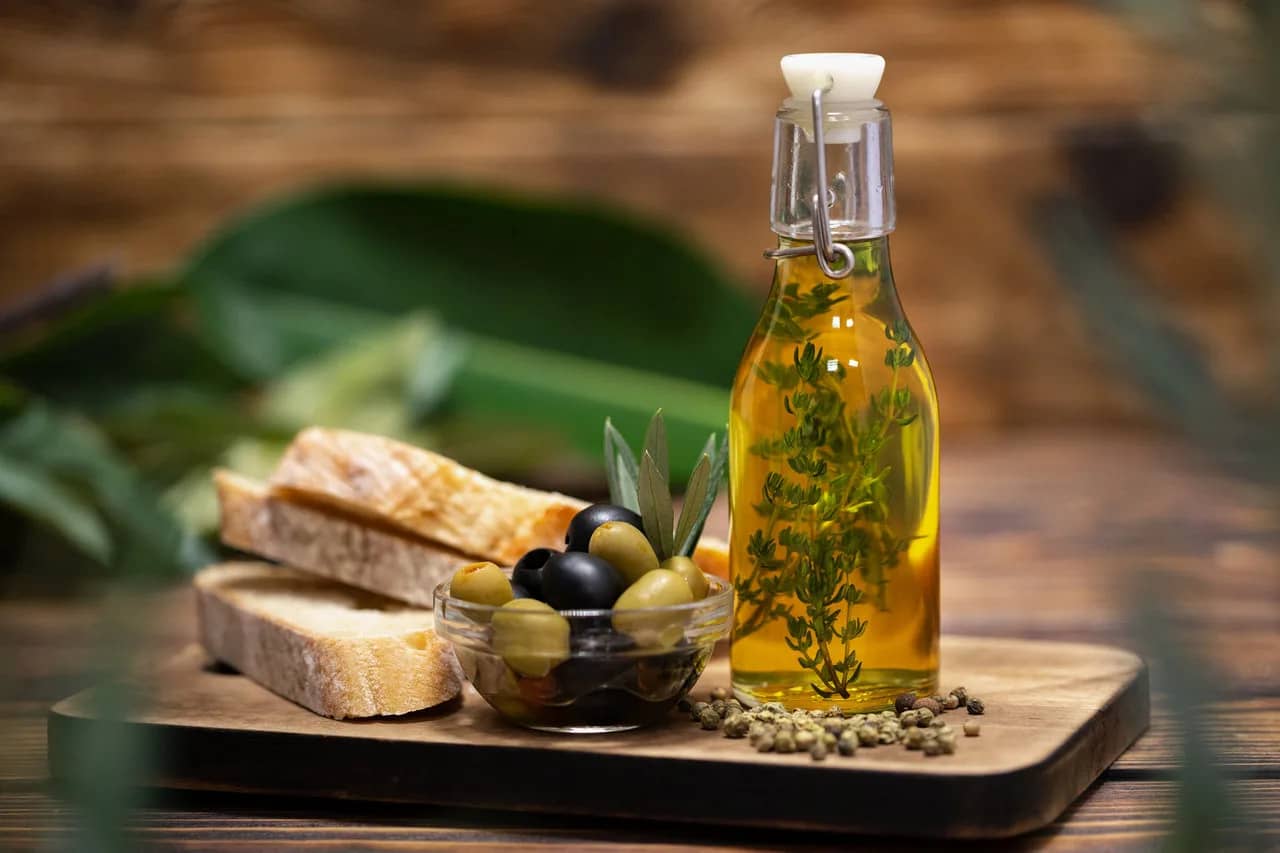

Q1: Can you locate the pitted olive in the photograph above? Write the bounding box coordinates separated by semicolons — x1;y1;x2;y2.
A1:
491;598;571;677
611;569;694;648
588;521;659;585
449;561;514;608
661;556;709;600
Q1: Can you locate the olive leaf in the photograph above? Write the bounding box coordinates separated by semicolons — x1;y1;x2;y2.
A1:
603;417;640;511
673;452;710;557
642;409;669;487
615;455;640;515
678;430;729;556
638;449;673;560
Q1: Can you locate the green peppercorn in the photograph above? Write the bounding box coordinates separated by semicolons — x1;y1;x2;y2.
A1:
857;725;878;746
810;742;828;761
724;715;750;738
903;728;926;749
923;739;945;756
794;730;816;751
774;732;796;754
691;701;709;722
967;698;986;715
837;733;857;756
756;734;775;753
699;707;721;730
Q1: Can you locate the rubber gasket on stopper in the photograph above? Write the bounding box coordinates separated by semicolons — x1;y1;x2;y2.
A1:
781;53;884;102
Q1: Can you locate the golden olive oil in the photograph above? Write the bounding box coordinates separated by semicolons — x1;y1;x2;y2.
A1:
729;238;939;710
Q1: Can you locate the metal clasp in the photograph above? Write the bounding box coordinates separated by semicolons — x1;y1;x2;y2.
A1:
763;84;855;279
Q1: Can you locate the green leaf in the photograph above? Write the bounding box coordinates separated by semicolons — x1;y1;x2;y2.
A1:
0;456;111;562
674;452;710;556
680;430;729;555
452;338;728;481
603;418;640;510
181;184;755;385
615;456;639;515
637;450;673;560
643;409;669;486
0;403;206;578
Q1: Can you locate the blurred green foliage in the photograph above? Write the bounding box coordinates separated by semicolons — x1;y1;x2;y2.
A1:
0;184;754;582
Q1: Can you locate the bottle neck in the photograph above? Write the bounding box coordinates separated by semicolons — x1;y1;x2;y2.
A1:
770;99;895;241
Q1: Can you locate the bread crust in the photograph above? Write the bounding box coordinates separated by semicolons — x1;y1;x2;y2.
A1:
195;561;460;719
217;470;461;607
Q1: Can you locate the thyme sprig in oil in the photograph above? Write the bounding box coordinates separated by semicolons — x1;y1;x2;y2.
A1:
732;278;919;700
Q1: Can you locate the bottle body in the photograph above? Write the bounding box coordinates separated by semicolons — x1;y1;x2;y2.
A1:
729;237;939;710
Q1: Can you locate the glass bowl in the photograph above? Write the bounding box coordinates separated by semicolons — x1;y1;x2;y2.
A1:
434;572;731;733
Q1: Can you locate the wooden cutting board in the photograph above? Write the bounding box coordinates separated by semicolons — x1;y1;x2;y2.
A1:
48;636;1147;839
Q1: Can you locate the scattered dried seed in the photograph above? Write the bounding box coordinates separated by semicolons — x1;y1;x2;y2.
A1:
967;698;986;715
774;733;796;754
710;686;731;701
943;694;960;711
894;692;917;715
964;720;981;737
810;742;828;761
950;686;969;706
699;708;721;730
911;697;942;716
857;725;879;746
923;738;945;756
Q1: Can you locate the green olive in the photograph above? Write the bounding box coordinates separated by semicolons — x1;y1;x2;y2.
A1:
611;569;694;648
661;556;709;600
588;521;659;585
491;598;570;677
450;561;514;608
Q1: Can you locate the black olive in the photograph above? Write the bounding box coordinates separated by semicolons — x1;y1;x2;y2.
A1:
512;548;556;599
510;583;533;600
565;503;644;552
542;551;625;610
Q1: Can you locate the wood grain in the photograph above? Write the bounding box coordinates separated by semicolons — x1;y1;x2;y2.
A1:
2;432;1278;848
0;1;1266;431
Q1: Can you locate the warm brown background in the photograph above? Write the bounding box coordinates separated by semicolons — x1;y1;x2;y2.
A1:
0;0;1261;432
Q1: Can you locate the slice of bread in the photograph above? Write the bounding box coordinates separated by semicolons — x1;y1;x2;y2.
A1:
268;427;585;566
216;470;459;608
263;427;730;578
195;561;461;719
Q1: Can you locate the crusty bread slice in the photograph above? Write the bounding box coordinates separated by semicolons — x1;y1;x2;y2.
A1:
195;561;460;719
218;469;730;599
263;427;730;577
216;470;459;607
268;427;584;566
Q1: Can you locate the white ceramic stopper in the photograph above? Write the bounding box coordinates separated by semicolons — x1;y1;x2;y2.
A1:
781;53;884;102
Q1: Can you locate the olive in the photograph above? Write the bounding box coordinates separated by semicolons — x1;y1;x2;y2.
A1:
542;551;625;610
449;561;514;607
565;503;644;553
512;548;556;599
611;569;694;648
510;583;533;600
588;521;659;585
491;598;571;677
661;555;709;600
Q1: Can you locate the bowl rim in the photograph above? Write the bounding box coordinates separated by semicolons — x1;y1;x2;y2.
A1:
433;570;731;619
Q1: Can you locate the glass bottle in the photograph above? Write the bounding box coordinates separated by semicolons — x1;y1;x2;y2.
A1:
729;55;940;711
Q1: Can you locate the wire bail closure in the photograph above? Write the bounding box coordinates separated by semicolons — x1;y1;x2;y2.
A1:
763;84;855;279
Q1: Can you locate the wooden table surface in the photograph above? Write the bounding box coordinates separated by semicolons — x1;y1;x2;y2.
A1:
2;432;1278;850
